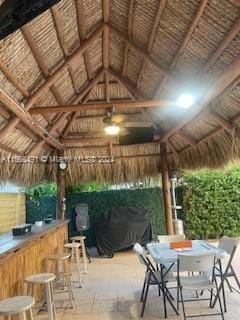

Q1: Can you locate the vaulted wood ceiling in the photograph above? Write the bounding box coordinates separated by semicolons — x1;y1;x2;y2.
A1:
0;0;239;182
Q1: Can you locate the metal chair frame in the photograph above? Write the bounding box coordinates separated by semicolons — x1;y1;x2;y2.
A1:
212;236;240;312
133;243;179;318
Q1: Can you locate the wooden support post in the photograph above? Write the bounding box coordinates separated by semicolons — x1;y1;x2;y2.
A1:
160;142;174;235
56;150;66;220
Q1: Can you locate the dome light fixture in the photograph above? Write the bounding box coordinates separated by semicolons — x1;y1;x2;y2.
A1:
104;124;120;135
177;94;195;109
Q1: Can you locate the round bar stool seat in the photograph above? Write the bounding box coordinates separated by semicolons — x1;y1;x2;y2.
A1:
0;296;35;316
70;236;88;273
25;273;56;284
47;253;74;308
25;273;56;320
64;243;83;287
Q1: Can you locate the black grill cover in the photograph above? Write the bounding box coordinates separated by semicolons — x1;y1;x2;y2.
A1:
95;206;152;257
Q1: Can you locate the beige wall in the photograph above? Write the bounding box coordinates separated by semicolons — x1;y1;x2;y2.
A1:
0;193;26;233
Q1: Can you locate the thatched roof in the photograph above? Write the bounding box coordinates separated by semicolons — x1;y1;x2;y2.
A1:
0;0;240;185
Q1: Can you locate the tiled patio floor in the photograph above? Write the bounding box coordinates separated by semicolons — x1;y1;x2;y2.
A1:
36;246;240;320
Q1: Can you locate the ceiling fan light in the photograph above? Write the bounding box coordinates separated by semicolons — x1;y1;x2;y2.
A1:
104;125;120;135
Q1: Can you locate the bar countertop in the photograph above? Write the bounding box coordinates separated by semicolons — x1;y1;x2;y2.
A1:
0;220;69;257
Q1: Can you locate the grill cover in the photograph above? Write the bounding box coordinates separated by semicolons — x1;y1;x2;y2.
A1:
95;206;152;257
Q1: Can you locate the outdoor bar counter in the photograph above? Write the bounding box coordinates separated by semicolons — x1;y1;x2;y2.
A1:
0;220;68;299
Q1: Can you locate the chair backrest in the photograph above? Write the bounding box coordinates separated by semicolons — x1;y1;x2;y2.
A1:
133;243;147;266
157;234;186;244
178;252;215;273
218;236;238;256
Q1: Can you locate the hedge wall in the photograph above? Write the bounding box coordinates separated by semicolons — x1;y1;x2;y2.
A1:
26;187;166;246
182;167;240;239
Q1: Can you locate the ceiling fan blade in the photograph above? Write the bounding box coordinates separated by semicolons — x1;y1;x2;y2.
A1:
121;121;152;128
111;114;127;123
119;127;130;136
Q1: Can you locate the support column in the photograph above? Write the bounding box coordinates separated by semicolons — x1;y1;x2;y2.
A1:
56;150;66;220
160;142;174;235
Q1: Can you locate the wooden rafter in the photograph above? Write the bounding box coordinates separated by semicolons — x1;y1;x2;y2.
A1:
136;0;166;89
160;54;240;142
75;0;92;81
155;0;208;97
0;23;104;144
0;88;62;149
109;23;174;80
209;111;234;131
0;58;29;98
200;17;240;75
105;71;110;102
25;22;104;108
61;137;117;146
27;113;67;155
51;6;79;95
122;0;134;76
0;105;38;141
30;100;173;114
21;25;64;107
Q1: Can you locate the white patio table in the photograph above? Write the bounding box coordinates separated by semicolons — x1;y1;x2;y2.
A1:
146;240;229;318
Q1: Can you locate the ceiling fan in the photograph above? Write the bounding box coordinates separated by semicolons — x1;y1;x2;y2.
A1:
103;107;152;136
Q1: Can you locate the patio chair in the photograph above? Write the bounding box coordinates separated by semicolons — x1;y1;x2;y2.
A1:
177;252;224;320
212;236;240;312
133;243;178;318
157;234;186;243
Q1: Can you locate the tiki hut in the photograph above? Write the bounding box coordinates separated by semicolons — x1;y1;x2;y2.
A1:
0;0;239;233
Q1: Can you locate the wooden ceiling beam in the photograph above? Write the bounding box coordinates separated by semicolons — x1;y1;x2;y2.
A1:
136;0;166;89
0;58;29;98
122;0;134;76
30;100;173;114
105;71;110;102
61;137;117;146
103;25;110;70
75;111;141;121
155;0;208;97
200;17;240;75
0;88;62;149
109;23;174;80
75;0;92;81
160;54;240;141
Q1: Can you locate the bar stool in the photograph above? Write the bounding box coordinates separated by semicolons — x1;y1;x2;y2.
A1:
47;253;74;308
25;273;56;320
0;296;35;320
64;243;83;288
70;236;88;273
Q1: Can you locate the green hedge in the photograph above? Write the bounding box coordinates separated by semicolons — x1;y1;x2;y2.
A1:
26;187;166;246
182;167;240;239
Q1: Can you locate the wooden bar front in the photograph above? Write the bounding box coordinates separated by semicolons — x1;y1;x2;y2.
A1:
0;220;68;299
